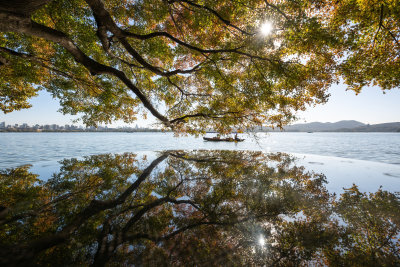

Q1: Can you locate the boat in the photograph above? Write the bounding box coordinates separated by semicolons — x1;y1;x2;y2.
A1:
203;137;244;142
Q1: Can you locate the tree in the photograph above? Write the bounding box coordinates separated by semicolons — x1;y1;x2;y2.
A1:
1;1;398;133
0;0;339;133
318;0;400;93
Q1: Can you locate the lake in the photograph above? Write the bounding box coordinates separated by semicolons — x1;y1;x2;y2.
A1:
1;132;399;265
1;132;400;168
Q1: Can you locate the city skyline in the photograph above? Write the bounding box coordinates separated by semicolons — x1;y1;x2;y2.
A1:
0;121;159;133
0;121;154;129
0;122;148;128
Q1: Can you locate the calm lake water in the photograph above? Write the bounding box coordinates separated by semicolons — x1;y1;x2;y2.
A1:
1;133;400;265
1;132;400;168
1;149;399;265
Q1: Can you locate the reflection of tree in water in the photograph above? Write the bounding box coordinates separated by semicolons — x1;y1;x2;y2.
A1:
0;151;399;266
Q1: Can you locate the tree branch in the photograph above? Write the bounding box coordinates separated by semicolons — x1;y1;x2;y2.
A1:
381;24;400;48
264;0;291;21
2;152;169;265
121;28;245;54
175;0;253;36
169;111;243;124
85;0;203;77
373;5;384;48
0;10;171;126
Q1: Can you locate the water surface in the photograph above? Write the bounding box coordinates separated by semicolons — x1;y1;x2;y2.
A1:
1;132;399;265
1;150;399;266
1;132;399;168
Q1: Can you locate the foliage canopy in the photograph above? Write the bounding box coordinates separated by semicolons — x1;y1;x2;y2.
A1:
0;0;399;133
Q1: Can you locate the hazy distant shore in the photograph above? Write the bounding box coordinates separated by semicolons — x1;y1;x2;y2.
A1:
0;129;163;133
1;120;399;133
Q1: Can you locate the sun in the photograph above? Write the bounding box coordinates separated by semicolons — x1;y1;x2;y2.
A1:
258;235;265;246
260;21;273;36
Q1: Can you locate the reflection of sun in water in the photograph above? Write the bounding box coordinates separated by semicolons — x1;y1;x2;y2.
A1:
258;235;265;246
260;21;273;36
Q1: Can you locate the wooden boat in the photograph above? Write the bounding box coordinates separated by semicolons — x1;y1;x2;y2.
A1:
203;137;244;142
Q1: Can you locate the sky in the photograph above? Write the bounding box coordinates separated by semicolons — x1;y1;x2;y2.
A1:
1;82;399;127
298;83;400;124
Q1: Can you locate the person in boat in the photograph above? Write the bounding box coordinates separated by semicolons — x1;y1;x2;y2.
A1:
234;133;238;141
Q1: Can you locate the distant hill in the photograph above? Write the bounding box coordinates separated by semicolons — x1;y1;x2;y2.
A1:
336;122;400;132
282;120;366;132
268;120;400;132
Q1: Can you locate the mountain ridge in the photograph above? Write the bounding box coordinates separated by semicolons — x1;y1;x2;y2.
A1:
270;120;400;132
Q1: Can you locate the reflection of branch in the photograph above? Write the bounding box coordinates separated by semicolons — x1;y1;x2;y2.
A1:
121;196;203;241
169;151;247;165
4;153;169;265
113;153;169;203
0;210;37;226
154;212;280;242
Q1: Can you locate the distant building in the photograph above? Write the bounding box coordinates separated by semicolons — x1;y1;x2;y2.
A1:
0;121;5;128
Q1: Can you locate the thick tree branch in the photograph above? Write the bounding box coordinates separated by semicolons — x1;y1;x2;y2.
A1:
87;0;275;67
0;11;171;126
121;29;245;54
2;153;169;265
86;0;203;78
122;28;277;63
0;0;50;16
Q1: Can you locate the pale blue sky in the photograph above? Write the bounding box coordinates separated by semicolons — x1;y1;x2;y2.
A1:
1;83;399;126
298;83;400;124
